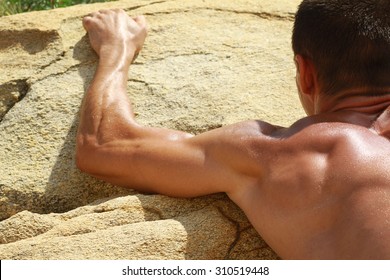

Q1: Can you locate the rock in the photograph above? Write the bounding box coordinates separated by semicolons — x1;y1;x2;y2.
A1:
0;194;275;259
0;0;304;259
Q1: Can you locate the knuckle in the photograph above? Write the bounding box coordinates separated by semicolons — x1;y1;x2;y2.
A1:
82;17;92;26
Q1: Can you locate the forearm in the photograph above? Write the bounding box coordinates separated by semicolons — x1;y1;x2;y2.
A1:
77;49;137;145
78;10;148;147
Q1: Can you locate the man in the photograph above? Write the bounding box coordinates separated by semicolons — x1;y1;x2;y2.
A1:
76;0;390;259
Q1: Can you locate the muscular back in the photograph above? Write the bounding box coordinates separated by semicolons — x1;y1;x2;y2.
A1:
232;113;390;259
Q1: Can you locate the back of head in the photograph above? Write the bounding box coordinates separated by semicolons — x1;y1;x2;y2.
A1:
292;0;390;95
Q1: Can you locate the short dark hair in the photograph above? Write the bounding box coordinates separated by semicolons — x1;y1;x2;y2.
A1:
292;0;390;95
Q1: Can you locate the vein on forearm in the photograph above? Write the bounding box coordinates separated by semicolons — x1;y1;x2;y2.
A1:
79;58;135;145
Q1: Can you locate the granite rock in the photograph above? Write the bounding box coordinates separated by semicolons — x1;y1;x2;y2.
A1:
0;0;303;259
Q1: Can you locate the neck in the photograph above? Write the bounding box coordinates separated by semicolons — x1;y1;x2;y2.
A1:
315;87;390;136
317;87;390;115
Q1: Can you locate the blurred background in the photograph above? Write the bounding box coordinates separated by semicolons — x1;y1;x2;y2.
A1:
0;0;116;16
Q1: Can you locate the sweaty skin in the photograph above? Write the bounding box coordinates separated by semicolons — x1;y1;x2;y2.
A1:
77;10;390;259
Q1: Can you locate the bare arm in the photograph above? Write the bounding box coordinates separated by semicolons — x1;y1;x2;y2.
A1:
76;10;275;198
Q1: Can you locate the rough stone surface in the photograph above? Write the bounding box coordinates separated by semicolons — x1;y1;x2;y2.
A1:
0;0;304;259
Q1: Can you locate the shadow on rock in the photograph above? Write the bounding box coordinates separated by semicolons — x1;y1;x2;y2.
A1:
45;36;133;214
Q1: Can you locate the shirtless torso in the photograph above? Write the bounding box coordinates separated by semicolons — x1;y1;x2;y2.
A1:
231;109;390;259
76;9;390;259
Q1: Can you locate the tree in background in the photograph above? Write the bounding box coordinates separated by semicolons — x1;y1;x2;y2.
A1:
0;0;115;16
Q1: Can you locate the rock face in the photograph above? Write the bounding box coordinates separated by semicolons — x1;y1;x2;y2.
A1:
0;0;304;259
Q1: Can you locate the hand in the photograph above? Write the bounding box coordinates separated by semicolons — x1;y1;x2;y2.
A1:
82;9;147;63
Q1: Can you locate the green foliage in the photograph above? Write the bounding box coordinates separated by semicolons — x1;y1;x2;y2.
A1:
0;0;115;16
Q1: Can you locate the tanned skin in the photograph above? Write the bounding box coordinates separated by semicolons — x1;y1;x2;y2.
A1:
76;9;390;259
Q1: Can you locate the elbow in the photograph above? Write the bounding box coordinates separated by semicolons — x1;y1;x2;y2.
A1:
75;148;89;174
75;136;99;175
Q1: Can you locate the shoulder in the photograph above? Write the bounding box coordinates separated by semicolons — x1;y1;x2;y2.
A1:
273;114;380;146
274;116;390;182
187;120;284;147
182;120;285;185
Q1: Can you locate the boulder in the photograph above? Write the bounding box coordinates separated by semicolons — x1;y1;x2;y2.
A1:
0;0;304;259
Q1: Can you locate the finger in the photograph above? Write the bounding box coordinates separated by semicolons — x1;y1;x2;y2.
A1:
83;11;99;28
133;15;147;28
82;16;93;31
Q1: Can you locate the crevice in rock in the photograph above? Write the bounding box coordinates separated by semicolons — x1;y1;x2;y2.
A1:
128;78;150;87
143;9;191;16
148;51;213;63
142;206;164;220
0;79;30;122
143;7;294;21
216;206;242;259
124;0;170;13
33;60;96;85
207;8;295;21
39;50;66;71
